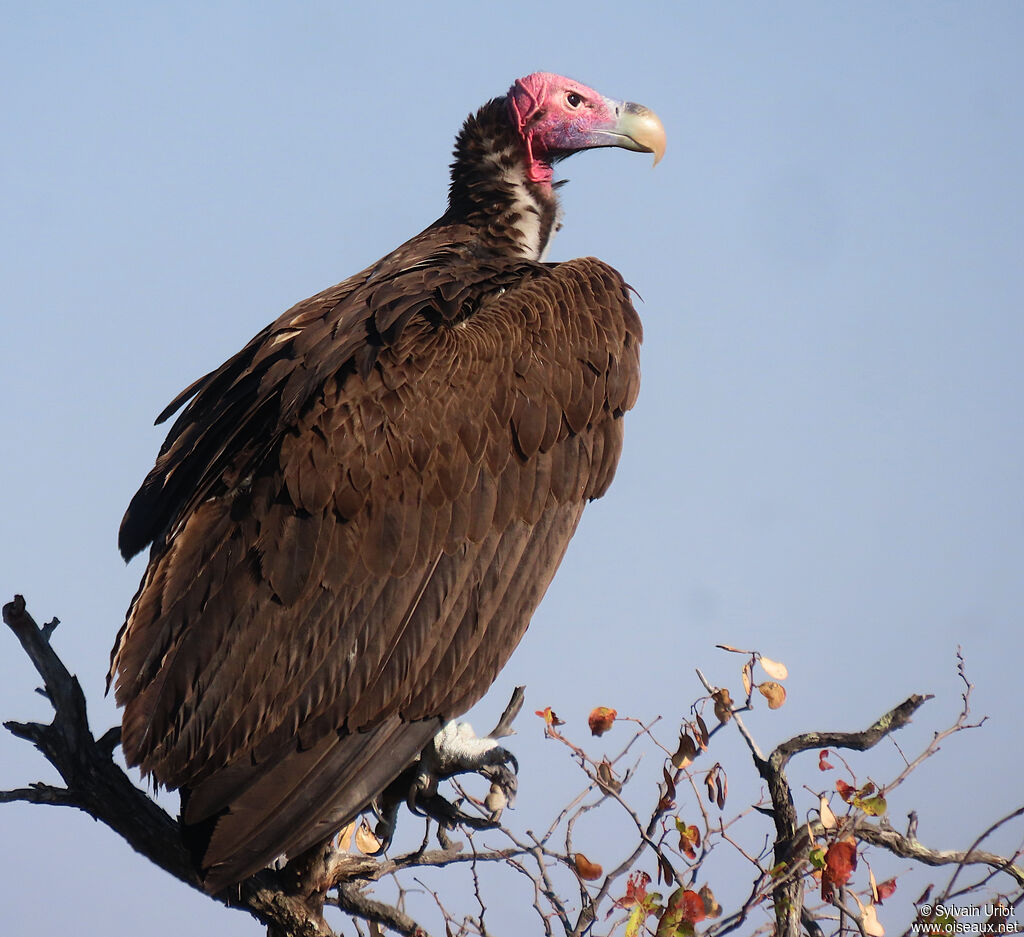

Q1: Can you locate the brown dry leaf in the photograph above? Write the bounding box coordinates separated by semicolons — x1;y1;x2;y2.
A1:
597;760;622;794
699;884;722;919
741;661;753;697
715;643;751;654
704;767;717;804
715;768;728;809
574;853;603;881
712;688;733;724
336;820;356;852
758;681;787;709
657;766;677;812
695;713;710;747
820;796;838;830
588;706;617;737
671;732;698;769
759;655;789;680
354;820;381;855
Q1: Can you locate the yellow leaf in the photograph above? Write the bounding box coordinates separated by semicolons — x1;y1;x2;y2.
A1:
625;905;646;937
759;656;789;680
858;794;888;817
820;796;838;830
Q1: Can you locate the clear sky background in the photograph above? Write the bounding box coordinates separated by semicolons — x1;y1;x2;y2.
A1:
2;3;1022;935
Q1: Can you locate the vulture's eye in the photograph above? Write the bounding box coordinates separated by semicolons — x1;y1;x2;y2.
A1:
566;91;583;108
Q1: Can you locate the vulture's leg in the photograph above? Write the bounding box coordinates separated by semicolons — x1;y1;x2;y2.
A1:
371;689;525;849
414;718;519;800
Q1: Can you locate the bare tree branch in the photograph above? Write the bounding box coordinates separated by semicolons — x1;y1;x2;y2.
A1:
2;595;345;937
751;694;932;937
7;594;1023;937
854;816;1024;887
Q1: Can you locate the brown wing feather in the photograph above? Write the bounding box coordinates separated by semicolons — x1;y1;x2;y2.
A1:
111;247;642;889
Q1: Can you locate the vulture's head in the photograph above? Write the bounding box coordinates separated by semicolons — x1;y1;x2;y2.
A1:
508;72;666;184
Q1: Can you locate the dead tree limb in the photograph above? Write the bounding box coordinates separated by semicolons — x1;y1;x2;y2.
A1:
2;595;357;937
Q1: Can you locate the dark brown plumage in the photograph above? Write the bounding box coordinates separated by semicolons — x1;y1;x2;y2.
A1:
110;72;662;892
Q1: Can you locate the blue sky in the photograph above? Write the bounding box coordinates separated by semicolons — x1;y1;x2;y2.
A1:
2;3;1022;934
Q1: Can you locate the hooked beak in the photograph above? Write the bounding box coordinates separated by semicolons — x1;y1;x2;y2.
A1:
594;99;667;165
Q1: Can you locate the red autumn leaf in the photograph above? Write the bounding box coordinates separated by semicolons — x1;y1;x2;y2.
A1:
657;888;706;936
588;706;617;737
573;853;603;881
836;778;856;802
679;889;706;924
819;749;834;771
614;870;652;909
875;877;897;902
823;840;858;892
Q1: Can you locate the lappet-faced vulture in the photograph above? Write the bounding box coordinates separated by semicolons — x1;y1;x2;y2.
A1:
110;71;664;892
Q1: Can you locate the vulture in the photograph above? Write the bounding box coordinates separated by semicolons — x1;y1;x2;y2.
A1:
109;71;664;893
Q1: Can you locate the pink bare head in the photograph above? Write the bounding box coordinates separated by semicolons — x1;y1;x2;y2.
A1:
507;72;666;184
